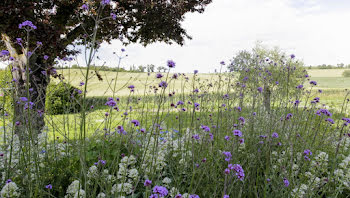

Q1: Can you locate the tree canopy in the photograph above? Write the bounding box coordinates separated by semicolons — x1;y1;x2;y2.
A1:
1;0;212;62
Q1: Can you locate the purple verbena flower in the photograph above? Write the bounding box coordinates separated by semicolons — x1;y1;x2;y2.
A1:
167;60;176;68
233;130;242;137
131;119;140;127
144;179;152;187
283;178;289;187
153;186;168;196
19;20;37;29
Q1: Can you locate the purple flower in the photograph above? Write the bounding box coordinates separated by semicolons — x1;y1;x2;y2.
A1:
194;70;198;74
82;3;89;10
220;61;225;65
156;73;163;78
304;149;312;156
224;195;229;198
19;20;37;29
16;38;22;44
105;98;117;107
232;164;245;181
159;81;168;88
225;136;230;141
190;195;200;198
283;178;289;187
192;134;200;140
325;118;334;124
167;60;176;68
0;50;9;56
201;125;210;132
79;82;85;86
175;194;182;198
153;186;168;196
222;151;232;162
20;97;28;102
101;0;110;5
316;109;332;117
128;85;135;89
233;130;242;137
238;117;245;124
144;179;152;187
43;55;49;60
45;184;52;189
131;119;140;127
286;113;293;120
296;84;303;89
15;121;20;126
257;87;263;93
272;132;279;138
290;54;295;59
209;133;214;141
239;139;244;144
310;81;317;86
6;179;12;184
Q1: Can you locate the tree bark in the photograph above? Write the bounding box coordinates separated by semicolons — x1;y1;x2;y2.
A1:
2;34;49;139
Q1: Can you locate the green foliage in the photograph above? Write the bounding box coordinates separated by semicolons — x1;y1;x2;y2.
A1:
45;82;82;115
0;68;13;113
228;43;307;100
342;70;350;77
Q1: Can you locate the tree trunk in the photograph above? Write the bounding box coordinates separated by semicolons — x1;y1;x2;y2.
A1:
12;55;49;139
2;34;49;139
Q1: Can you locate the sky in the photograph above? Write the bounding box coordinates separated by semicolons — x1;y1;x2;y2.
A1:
2;0;350;73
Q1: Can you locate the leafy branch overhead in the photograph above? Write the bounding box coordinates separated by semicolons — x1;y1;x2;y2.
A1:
0;0;212;61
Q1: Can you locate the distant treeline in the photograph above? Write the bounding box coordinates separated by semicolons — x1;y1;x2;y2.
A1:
306;63;350;69
60;64;170;73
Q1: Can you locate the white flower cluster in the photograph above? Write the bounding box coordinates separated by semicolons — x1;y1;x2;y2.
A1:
334;154;350;189
65;180;85;198
291;184;308;198
112;155;138;196
1;181;20;198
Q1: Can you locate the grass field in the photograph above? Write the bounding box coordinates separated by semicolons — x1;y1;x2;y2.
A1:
54;68;218;97
55;68;350;94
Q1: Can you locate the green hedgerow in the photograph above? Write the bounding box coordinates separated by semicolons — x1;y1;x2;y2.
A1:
342;70;350;77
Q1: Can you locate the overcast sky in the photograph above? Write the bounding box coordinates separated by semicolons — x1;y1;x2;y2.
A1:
3;0;350;73
88;0;350;73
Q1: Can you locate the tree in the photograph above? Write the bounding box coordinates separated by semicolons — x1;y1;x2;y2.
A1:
0;0;212;134
228;43;306;112
138;65;146;72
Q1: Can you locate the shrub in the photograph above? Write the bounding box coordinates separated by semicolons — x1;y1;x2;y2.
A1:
342;70;350;77
0;68;13;113
45;82;82;115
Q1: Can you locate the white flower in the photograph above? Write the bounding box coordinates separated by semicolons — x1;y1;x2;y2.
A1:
121;156;129;164
162;177;172;184
74;189;86;198
87;165;98;178
169;187;179;197
96;192;106;198
128;169;139;180
66;180;81;195
111;183;133;195
1;182;20;198
117;164;128;180
128;155;137;165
